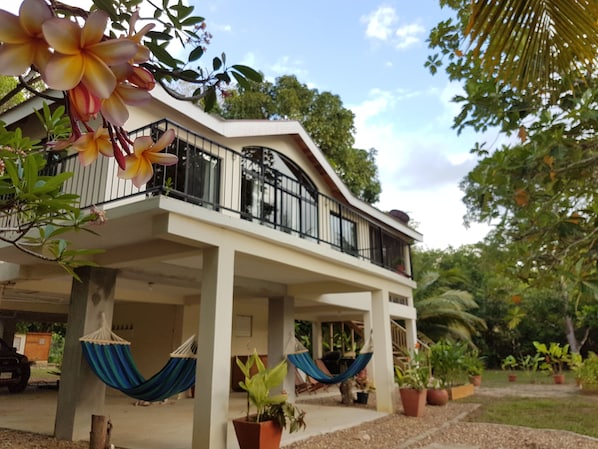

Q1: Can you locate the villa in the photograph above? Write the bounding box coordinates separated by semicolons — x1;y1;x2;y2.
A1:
0;86;421;449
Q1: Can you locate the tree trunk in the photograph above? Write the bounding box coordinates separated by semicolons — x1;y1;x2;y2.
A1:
89;415;112;449
561;275;580;354
339;380;353;404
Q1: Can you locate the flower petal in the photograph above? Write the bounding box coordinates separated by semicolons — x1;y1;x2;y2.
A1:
0;11;28;43
81;54;116;99
19;0;52;36
88;39;137;66
44;53;84;90
146;152;178;166
0;43;34;76
151;128;176;152
81;11;108;47
101;92;129;127
118;84;151;105
42;18;81;55
132;135;153;157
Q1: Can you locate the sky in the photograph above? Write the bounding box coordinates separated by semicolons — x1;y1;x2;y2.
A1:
6;0;499;250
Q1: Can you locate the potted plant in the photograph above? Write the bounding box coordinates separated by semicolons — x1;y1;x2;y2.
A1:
394;350;430;417
519;353;543;383
429;340;473;400
234;350;306;449
533;341;571;384
426;378;449;406
501;355;519;382
353;371;375;404
464;350;484;386
576;352;598;394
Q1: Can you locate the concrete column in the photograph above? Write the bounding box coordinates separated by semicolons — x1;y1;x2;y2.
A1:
311;320;323;359
370;289;395;413
268;296;295;401
192;246;235;449
405;315;418;352
362;311;374;379
55;267;117;441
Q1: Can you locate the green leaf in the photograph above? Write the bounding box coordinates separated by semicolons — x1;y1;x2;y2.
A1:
188;46;204;62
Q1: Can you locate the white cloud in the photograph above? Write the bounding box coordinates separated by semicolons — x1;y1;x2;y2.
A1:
394;23;426;49
362;6;425;50
349;87;491;249
269;56;308;79
362;6;398;41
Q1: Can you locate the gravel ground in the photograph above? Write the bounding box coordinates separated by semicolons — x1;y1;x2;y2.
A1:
2;384;598;449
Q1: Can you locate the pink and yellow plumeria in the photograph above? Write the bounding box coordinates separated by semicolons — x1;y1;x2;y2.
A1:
0;0;53;75
0;1;177;183
118;129;178;188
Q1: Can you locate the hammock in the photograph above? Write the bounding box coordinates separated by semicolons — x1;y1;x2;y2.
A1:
287;337;373;385
79;321;197;402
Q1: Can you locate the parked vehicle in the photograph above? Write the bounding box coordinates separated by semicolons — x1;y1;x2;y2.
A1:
0;337;31;393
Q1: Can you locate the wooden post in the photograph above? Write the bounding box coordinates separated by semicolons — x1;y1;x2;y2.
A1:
89;415;112;449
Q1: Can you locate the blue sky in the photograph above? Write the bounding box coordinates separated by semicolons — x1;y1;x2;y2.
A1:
7;0;497;249
194;1;496;249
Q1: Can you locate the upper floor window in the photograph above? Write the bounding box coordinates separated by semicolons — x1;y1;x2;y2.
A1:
241;146;317;238
330;212;358;256
149;128;221;208
369;226;409;274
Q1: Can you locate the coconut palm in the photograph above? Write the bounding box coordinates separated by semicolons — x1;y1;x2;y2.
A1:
414;270;486;344
466;0;598;91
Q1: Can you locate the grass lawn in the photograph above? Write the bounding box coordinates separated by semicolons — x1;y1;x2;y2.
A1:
462;370;598;438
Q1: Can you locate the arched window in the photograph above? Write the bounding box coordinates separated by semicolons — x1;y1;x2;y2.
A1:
241;146;318;238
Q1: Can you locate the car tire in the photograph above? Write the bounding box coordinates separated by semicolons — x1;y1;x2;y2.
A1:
8;364;30;393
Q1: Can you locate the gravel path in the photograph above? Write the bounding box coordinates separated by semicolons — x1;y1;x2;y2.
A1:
2;383;598;449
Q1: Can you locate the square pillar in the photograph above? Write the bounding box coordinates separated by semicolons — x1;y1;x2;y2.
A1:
268;296;295;401
55;267;117;441
370;289;395;413
405;315;418;351
192;246;235;449
311;320;323;360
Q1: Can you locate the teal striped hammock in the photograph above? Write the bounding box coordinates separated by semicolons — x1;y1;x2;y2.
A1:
80;324;197;402
287;337;373;384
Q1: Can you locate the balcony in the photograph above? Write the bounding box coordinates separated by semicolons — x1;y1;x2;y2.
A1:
44;119;413;277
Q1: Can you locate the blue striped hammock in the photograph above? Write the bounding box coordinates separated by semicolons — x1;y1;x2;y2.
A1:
79;325;196;402
287;338;373;384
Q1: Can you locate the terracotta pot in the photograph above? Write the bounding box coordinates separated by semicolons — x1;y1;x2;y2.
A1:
553;374;565;385
426;388;449;406
508;374;517;382
399;388;427;417
470;375;482;387
233;416;283;449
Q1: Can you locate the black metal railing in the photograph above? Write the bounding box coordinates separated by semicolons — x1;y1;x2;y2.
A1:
42;119;412;277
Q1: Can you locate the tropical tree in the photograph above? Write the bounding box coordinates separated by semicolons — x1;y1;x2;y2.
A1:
216;75;382;203
413;268;486;344
429;0;598;353
0;0;260;273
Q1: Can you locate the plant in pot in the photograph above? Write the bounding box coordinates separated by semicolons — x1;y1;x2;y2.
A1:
519;353;543;383
576;352;598;394
501;355;519;382
533;341;571;384
429;339;473;400
234;350;306;449
353;370;375;404
394;350;430;417
463;350;484;387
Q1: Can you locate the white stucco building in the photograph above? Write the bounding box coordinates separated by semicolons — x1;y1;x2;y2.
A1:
0;86;421;449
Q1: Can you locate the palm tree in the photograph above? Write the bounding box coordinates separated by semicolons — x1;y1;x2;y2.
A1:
466;0;598;91
414;270;486;344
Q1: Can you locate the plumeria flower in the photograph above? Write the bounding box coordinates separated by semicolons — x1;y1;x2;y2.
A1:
100;64;152;126
42;11;138;99
71;127;114;166
125;10;155;64
0;0;53;76
118;129;178;188
68;83;102;122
